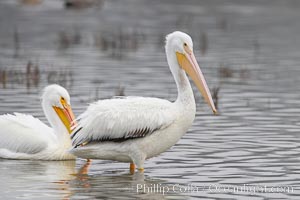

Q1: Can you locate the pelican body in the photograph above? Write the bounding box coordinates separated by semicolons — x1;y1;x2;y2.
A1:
71;31;217;171
0;84;76;160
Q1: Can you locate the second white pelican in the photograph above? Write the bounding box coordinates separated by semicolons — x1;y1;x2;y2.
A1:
70;31;217;171
0;84;76;160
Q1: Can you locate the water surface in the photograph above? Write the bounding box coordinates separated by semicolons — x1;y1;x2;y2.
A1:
1;0;300;199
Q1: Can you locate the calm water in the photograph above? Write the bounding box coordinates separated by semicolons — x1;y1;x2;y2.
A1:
1;0;300;199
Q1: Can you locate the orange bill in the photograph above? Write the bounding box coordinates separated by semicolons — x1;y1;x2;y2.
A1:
176;50;217;114
53;98;77;133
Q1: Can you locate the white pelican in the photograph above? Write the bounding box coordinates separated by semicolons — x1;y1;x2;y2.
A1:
0;84;76;160
70;31;217;172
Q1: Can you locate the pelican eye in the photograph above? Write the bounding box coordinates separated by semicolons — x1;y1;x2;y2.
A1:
183;42;191;54
60;97;67;107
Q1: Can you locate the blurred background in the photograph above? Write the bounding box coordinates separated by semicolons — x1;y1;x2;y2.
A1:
1;0;300;199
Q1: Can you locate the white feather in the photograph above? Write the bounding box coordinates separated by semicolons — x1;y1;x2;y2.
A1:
0;84;76;160
72;97;176;146
0;113;54;154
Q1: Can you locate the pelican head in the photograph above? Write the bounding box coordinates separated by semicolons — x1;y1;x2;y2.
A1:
166;31;217;114
42;84;76;133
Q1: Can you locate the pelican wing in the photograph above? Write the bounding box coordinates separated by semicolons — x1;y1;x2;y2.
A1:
0;113;54;154
71;97;176;146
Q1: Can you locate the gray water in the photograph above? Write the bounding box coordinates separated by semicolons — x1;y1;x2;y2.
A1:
1;0;300;199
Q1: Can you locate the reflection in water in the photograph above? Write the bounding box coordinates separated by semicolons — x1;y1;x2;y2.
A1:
211;86;220;110
26;61;40;88
58;31;81;50
0;159;184;199
69;160;186;199
0;65;73;89
1;160;173;200
0;160;76;199
0;69;6;88
13;27;20;58
47;71;73;88
56;28;144;59
0;63;40;89
219;64;234;78
114;84;125;96
94;29;145;60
